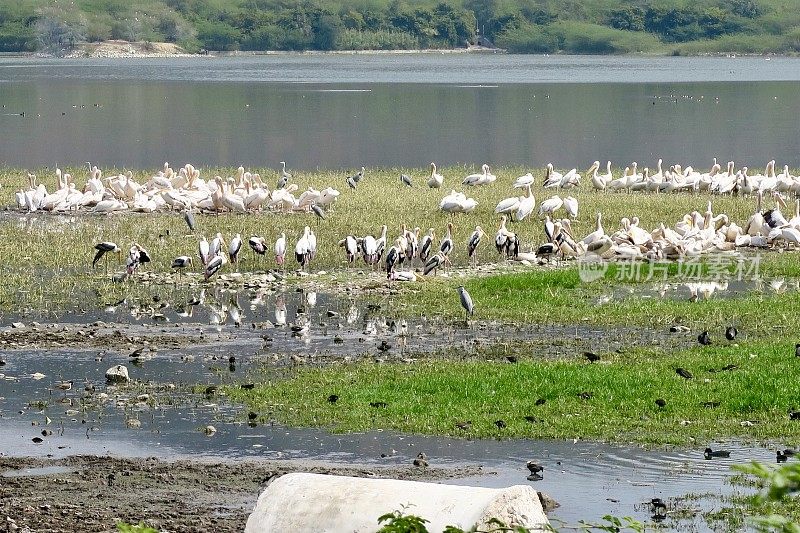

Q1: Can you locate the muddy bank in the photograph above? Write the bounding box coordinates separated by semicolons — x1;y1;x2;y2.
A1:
0;455;491;532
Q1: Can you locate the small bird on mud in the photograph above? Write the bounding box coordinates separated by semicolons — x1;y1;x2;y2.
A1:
725;326;738;341
676;367;693;379
704;447;731;459
698;331;712;345
413;452;428;467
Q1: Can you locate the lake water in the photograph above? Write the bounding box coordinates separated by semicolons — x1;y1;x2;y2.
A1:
2;54;800;171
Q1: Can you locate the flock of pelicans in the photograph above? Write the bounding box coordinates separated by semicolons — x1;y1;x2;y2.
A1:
12;159;800;282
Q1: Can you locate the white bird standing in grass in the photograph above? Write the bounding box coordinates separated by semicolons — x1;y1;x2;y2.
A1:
228;233;242;268
295;226;313;270
516;185;536;221
274;232;286;267
198;235;210;266
513;172;534;189
339;235;358;264
539;195;563;218
564;196;578;218
427;162;444;188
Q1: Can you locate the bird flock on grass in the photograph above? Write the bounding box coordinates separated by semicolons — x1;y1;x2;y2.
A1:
13;157;799;294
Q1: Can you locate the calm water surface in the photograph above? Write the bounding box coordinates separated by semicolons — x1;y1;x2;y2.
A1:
1;55;800;170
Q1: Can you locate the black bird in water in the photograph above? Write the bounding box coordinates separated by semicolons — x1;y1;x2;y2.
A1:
704;447;731;459
777;450;789;463
676;367;693;379
725;326;738;341
583;351;600;363
698;331;712;346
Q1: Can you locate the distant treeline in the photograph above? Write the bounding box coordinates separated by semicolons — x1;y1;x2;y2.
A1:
2;0;800;55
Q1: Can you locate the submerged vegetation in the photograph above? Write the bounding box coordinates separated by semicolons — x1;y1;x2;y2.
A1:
1;0;799;55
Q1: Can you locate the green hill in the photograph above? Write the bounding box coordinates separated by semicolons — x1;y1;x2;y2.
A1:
1;0;799;55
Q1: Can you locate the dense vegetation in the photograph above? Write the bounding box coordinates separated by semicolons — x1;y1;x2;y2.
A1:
1;0;799;56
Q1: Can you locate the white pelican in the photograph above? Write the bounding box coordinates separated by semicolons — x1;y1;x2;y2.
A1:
559;168;581;189
543;164;563;188
588;161;605;191
513;172;534;189
495;194;522;217
427;162;444;188
563;196;578;219
516;185;536;221
538;195;563;218
581;213;605;246
462;164;494;186
274;232;286;266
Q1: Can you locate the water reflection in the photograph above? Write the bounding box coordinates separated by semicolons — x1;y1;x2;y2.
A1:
603;277;799;303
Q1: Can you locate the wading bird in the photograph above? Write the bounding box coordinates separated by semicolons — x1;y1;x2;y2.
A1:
457;285;474;320
274;233;286;267
171;256;192;280
93;241;121;271
204;252;226;281
427;163;443;188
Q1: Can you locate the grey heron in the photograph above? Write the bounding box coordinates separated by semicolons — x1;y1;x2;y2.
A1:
457;286;474;319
